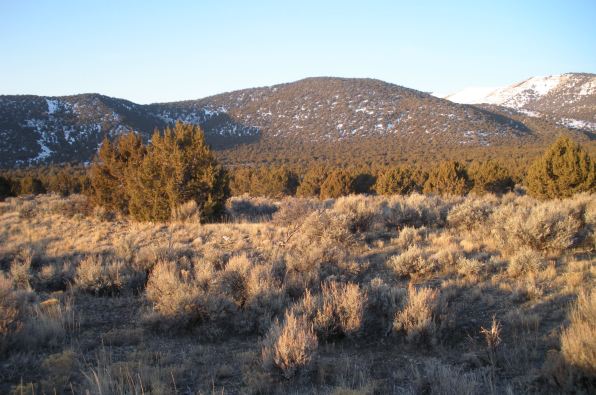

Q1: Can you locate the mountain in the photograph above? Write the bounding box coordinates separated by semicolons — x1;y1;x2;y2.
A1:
0;76;593;168
442;73;596;131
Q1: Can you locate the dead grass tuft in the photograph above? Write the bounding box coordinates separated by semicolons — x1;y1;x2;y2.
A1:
394;284;440;344
262;311;318;379
560;289;596;377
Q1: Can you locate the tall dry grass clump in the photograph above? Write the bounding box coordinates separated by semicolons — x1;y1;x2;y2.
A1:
75;255;146;295
144;260;208;328
292;282;366;339
10;249;33;290
1;273;75;354
560;289;596;377
490;197;590;254
394;284;440;344
261;311;318;379
314;281;366;339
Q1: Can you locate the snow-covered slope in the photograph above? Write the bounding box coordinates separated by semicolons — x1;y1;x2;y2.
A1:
442;73;596;131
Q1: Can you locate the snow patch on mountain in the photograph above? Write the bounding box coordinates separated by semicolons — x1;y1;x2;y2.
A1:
46;98;60;115
442;87;499;104
34;139;52;161
442;75;565;107
559;118;596;131
442;73;595;110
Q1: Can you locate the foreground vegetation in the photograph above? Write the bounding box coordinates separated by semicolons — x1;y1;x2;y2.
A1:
1;190;594;393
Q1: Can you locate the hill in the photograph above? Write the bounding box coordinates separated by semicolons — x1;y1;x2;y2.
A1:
1;76;594;167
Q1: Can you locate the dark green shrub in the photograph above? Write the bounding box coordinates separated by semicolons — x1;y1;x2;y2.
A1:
423;161;470;196
374;166;417;195
320;169;354;199
525;136;595;199
127;122;229;222
20;176;46;195
468;160;514;195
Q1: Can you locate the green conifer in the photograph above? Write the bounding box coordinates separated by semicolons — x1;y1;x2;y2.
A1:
423;161;470;196
374;166;417;195
526;136;595;199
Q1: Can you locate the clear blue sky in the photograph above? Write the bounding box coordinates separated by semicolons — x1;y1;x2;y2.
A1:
1;0;595;103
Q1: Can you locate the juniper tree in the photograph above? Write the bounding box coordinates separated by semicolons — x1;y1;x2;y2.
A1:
89;132;146;214
229;167;254;196
468;160;514;195
296;165;328;197
127;122;229;222
320;169;354;199
374;166;417;195
249;166;299;198
526;136;595;199
19;176;46;195
423;161;470;196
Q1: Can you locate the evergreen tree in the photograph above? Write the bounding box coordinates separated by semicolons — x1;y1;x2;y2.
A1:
48;165;84;196
320;169;354;199
127;122;229;222
249;166;298;198
230;167;254;196
0;176;14;200
526;136;595;199
374;166;417;195
89;132;146;214
296;165;328;197
468;160;514;195
423;161;470;196
20;176;46;195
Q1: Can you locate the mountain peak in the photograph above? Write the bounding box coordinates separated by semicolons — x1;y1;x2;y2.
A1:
441;73;596;131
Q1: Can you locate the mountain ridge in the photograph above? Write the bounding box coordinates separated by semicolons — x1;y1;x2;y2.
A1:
0;75;593;168
441;73;596;131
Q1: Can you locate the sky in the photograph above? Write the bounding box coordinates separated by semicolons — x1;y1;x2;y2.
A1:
1;0;595;104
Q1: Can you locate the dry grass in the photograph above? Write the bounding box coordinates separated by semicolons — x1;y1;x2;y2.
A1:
313;281;366;339
262;311;318;379
508;247;544;277
0;192;594;393
561;289;596;377
75;254;146;295
394;284;440;344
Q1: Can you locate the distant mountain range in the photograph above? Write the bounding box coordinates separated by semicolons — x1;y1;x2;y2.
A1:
440;73;596;131
0;74;594;168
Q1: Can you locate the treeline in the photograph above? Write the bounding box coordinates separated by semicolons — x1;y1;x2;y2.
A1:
224;135;595;199
227;160;517;198
1;131;594;210
0;164;90;198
